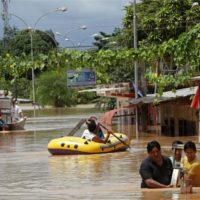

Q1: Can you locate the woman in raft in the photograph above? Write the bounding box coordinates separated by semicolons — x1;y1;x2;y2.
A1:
81;118;110;144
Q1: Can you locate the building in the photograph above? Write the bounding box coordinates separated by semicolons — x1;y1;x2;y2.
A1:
82;82;199;138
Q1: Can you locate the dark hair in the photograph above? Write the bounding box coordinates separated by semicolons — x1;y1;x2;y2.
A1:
12;99;18;104
147;140;161;153
184;141;196;152
172;140;183;150
86;119;97;133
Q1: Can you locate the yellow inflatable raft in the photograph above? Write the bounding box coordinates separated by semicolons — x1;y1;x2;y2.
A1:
47;133;130;155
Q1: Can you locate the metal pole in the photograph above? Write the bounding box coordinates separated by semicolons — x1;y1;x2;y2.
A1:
65;38;76;49
133;0;139;139
30;6;67;117
198;83;200;143
30;30;58;117
30;29;36;117
6;7;66;117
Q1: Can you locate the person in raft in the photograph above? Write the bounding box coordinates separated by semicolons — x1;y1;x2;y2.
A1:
169;140;184;168
81;118;110;143
139;140;173;188
11;100;24;122
88;116;105;139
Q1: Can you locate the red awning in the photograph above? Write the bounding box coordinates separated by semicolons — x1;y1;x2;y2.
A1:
191;85;200;109
100;107;134;126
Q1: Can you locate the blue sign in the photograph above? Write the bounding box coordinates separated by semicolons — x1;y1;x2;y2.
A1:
67;69;96;87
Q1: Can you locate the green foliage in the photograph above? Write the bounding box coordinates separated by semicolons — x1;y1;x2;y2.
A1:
145;72;191;96
0;28;57;57
77;92;98;104
93;31;115;50
12;78;31;99
94;97;116;111
36;70;77;107
1;0;200;106
120;0;200;95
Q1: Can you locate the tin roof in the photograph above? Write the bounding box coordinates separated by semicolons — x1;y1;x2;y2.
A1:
130;86;197;105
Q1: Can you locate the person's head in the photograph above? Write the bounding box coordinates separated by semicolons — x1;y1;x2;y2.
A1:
89;116;97;121
89;116;98;126
147;140;162;164
172;140;183;162
12;100;18;106
184;141;197;162
86;119;97;133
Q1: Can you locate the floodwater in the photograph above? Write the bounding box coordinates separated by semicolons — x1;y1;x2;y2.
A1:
0;107;199;200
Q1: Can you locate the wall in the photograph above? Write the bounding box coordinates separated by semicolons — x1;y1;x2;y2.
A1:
160;99;197;136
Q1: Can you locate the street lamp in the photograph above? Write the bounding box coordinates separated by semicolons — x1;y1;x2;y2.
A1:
56;26;87;48
77;33;98;47
64;38;75;47
55;32;76;48
29;6;67;116
5;6;67;116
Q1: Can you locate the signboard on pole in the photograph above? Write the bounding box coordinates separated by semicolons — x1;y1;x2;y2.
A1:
67;69;96;87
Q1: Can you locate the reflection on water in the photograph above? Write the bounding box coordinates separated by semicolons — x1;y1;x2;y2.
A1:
0;107;199;199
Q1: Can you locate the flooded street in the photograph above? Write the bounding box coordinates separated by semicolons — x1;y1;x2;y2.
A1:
0;107;199;199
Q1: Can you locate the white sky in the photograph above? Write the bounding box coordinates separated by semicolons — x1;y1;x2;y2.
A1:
0;0;139;48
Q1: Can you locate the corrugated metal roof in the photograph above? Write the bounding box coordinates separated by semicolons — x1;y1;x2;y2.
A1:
130;86;197;105
78;87;126;93
191;76;200;81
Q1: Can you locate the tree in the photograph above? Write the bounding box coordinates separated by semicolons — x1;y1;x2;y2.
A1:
1;0;200;107
0;28;58;57
36;70;77;107
92;31;111;50
120;0;200;95
0;28;59;99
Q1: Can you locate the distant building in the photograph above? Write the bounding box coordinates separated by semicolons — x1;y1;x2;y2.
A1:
82;83;199;137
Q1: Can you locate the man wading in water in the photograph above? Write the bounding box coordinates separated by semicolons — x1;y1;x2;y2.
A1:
139;140;173;188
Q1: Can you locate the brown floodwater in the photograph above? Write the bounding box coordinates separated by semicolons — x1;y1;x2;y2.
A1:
0;107;199;199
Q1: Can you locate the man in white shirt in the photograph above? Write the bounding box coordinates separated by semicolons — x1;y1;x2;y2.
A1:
169;140;183;168
82;118;110;143
11;100;23;122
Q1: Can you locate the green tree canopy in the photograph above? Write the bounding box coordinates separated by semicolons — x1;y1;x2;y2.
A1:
0;27;58;57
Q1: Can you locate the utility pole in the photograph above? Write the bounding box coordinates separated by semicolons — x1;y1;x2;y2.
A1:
1;0;10;91
1;0;10;33
133;0;139;139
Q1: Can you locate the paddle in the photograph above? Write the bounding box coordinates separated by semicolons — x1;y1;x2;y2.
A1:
98;123;131;149
67;118;86;136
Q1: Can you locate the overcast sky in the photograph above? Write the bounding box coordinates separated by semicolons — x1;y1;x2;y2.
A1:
0;0;139;48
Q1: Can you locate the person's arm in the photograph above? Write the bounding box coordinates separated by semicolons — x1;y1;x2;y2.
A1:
144;178;173;188
19;112;23;118
186;162;200;184
18;106;23;118
92;131;111;144
103;131;111;143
